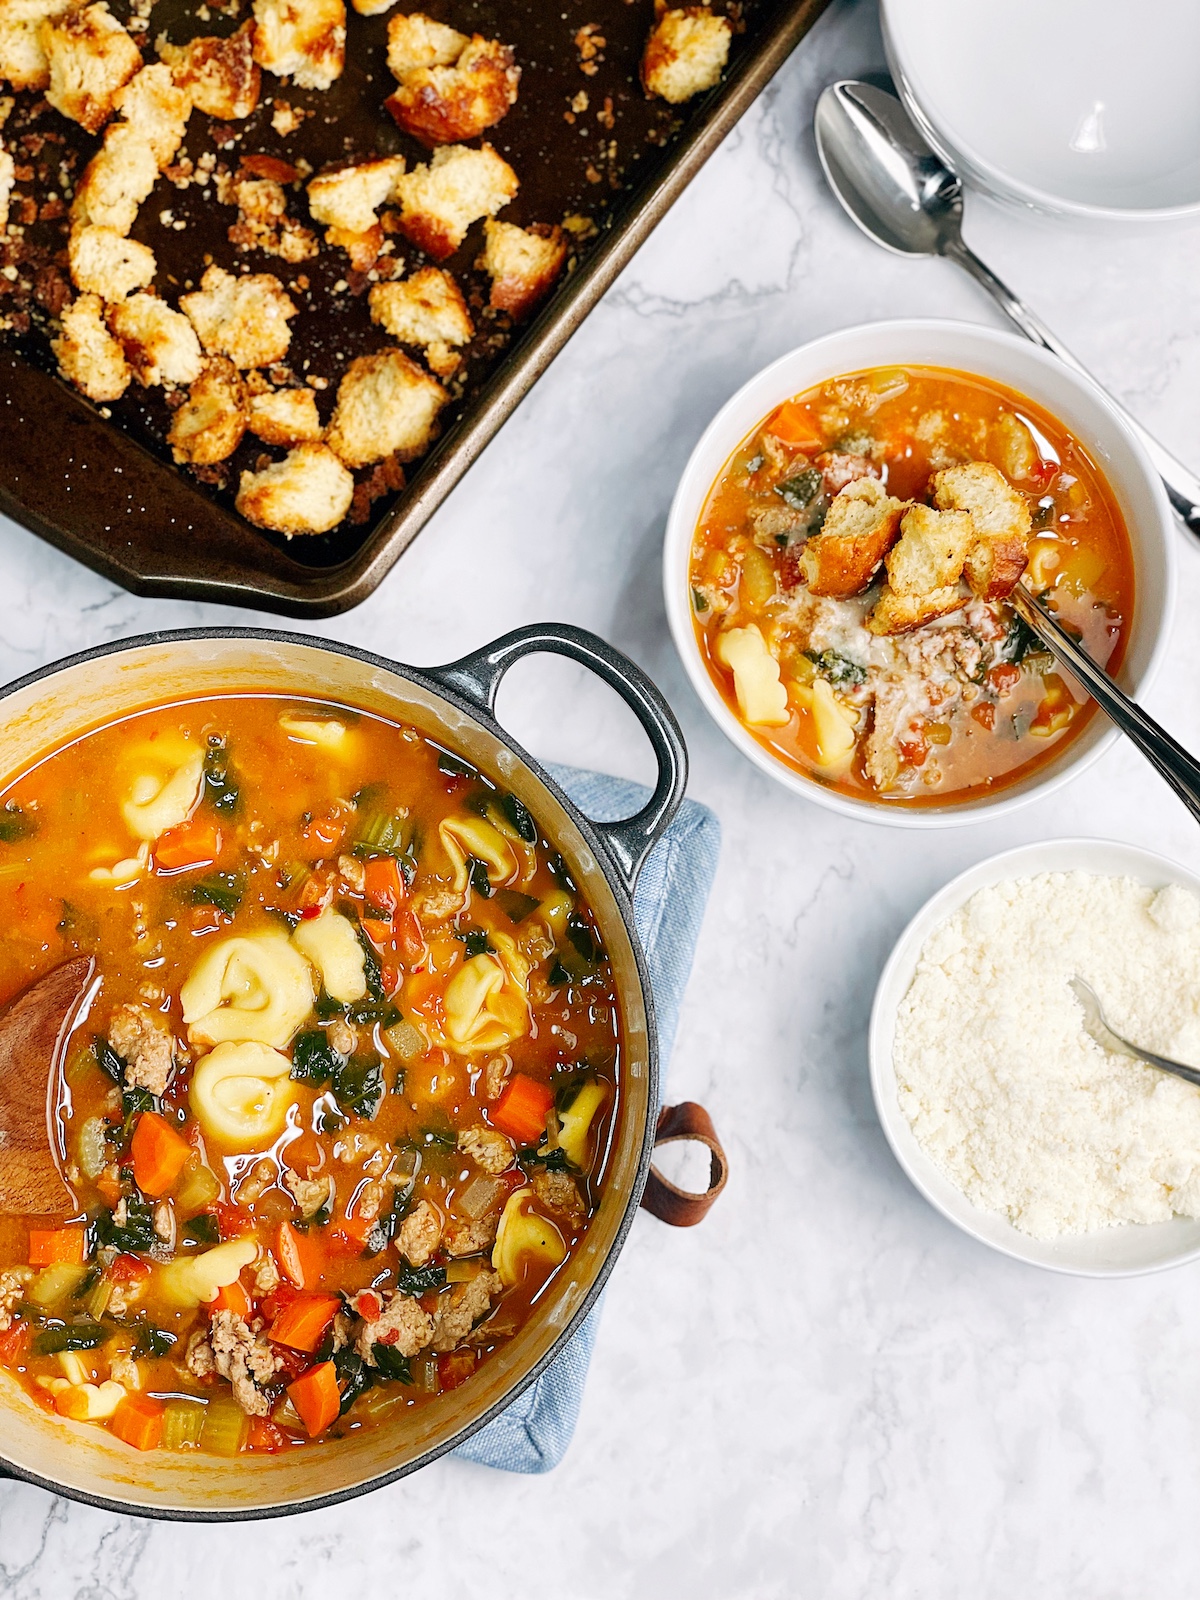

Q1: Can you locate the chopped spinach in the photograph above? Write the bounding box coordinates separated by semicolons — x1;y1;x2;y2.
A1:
566;913;601;965
356;926;385;999
435;748;477;780
183;1214;220;1246
394;1263;446;1298
121;1085;161;1144
546;852;576;893
97;1196;157;1254
316;1097;347;1136
804;649;867;689
775;467;825;515
331;1053;385;1121
467;856;492;899
134;1322;177;1357
548;959;570;989
1001;612;1042;665
456;927;494;959
0;804;36;844
517;1145;568;1172
371;1344;413;1383
190;872;244;916
499;792;537;843
496;889;539;925
334;1348;372;1414
32;1321;111;1355
203;735;240;815
94;1037;125;1082
290;1029;344;1087
691;586;710;615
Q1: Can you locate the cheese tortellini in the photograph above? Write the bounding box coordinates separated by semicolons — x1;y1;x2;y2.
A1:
181;932;314;1047
291;907;367;1003
796;677;858;770
278;711;351;751
441;931;530;1054
439;814;520;897
189;1041;297;1151
555;1081;606;1168
158;1237;259;1309
492;1189;566;1288
120;736;205;841
715;625;790;727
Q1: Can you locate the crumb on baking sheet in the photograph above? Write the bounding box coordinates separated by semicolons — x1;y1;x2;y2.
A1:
574;21;604;76
228;166;317;261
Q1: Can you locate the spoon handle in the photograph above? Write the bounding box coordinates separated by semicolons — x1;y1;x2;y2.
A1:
1010;584;1200;827
944;238;1200;539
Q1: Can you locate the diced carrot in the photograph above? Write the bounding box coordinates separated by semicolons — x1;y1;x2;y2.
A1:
325;1213;373;1257
276;1220;325;1290
437;1350;475;1391
110;1252;151;1285
490;1074;555;1146
767;399;824;452
211;1278;251;1318
211;1203;255;1240
247;1416;290;1453
287;1360;340;1437
0;1322;31;1364
154;817;222;873
380;963;402;999
362;917;394;951
301;812;347;852
363;854;404;917
130;1110;191;1198
111;1393;165;1452
268;1290;341;1353
95;1172;122;1208
27;1227;85;1267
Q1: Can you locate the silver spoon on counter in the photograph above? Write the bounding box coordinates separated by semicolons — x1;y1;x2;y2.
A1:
813;80;1200;540
1069;977;1200;1089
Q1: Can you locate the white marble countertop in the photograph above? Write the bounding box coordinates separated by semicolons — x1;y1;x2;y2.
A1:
3;0;1200;1592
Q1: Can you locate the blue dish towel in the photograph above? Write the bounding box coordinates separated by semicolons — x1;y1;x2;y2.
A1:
451;765;721;1474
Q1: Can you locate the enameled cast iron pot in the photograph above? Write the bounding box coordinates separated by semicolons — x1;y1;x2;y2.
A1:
0;622;715;1520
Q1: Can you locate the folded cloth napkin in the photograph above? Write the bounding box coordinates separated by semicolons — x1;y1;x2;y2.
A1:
451;764;721;1474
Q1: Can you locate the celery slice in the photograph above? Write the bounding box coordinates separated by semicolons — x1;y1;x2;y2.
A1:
162;1399;207;1451
200;1396;247;1456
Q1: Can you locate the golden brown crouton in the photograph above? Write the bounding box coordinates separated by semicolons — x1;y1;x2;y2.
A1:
799;477;906;599
107;292;204;387
350;0;399;13
0;144;14;229
228;172;318;262
41;2;142;134
159;23;260;119
180;264;296;369
884;503;973;596
252;0;344;91
70;122;158;234
325;347;446;468
236;442;354;535
391;142;517;261
307;156;406;235
931;460;1033;601
867;585;964;636
641;5;730;105
68;223;156;298
112;62;191;167
368;265;472;351
479;219;566;320
247;385;322;445
167;357;247;464
52;292;131;401
0;0;72;92
385;12;464;78
385;32;519;147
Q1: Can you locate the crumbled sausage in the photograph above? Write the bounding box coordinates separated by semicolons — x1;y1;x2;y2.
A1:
108;1003;177;1095
457;1123;512;1176
394;1197;441;1266
0;1266;33;1332
186;1309;280;1416
354;1290;432;1363
430;1269;501;1352
531;1166;585;1224
443;1213;497;1257
283;1169;331;1219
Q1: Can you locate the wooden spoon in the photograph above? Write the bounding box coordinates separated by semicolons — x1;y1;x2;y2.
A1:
0;957;97;1216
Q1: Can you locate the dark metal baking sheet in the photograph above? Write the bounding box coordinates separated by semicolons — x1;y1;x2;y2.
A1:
0;0;830;615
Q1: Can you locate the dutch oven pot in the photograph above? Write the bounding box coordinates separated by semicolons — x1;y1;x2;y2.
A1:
0;622;725;1519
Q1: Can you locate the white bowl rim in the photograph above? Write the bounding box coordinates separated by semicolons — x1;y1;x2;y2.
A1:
868;836;1200;1278
880;1;1200;224
662;316;1176;830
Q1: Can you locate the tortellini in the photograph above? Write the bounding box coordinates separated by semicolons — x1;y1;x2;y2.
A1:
181;932;314;1047
278;712;351;751
715;625;790;727
439;814;519;897
805;677;857;770
120;736;205;841
492;1189;566;1288
555;1081;606;1168
291;908;367;1003
441;931;530;1054
189;1041;297;1151
157;1237;258;1309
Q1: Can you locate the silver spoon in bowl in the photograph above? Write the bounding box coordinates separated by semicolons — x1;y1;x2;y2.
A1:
1070;976;1200;1089
813;80;1200;539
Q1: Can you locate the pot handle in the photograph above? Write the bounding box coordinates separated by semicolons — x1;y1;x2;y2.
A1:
424;623;688;893
641;1102;729;1226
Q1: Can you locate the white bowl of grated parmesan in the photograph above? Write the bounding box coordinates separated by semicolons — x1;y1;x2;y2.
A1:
870;838;1200;1274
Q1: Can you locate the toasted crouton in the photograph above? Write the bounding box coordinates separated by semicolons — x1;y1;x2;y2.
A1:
350;0;398;13
325;347;446;468
236;442;354;534
112;63;191;167
247;385;322;445
884;503;973;596
0;144;13;229
228;173;318;262
68;224;156;298
252;0;344;91
931;460;1033;600
107;292;203;387
385;32;519;146
867;585;964;636
180;264;296;369
0;0;72;92
479;219;566;320
641;6;730;105
70;122;158;234
159;23;260;119
799;477;907;599
41;2;142;134
306;155;405;234
52;292;130;401
391;142;517;261
168;356;246;463
368;266;472;352
385;12;465;78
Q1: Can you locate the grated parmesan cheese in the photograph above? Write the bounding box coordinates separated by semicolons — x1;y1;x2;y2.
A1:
894;871;1200;1239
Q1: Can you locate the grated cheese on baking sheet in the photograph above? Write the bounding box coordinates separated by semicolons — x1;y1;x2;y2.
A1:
894;871;1200;1239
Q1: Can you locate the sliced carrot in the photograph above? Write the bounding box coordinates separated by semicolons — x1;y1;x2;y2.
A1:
268;1290;341;1353
767;399;824;452
154;816;222;873
0;1322;31;1364
363;854;404;917
276;1220;325;1290
288;1360;340;1437
490;1073;555;1147
130;1110;191;1198
111;1392;165;1452
362;917;394;951
247;1416;290;1453
27;1227;85;1267
437;1350;475;1391
325;1213;373;1258
110;1252;151;1285
211;1278;251;1318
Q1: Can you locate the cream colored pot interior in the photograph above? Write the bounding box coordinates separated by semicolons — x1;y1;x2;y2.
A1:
0;636;652;1516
